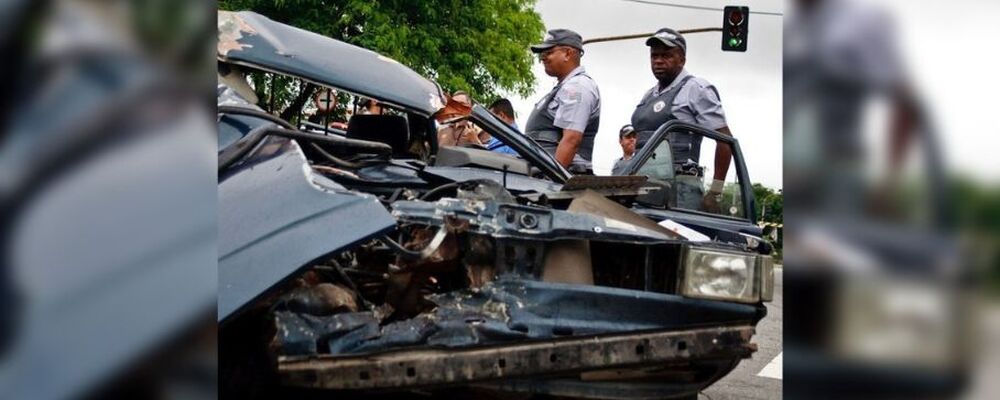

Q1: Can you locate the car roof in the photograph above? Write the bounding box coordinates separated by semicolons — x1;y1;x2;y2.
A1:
218;10;446;117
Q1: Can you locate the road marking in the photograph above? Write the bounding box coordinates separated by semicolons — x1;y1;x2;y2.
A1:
757;352;782;380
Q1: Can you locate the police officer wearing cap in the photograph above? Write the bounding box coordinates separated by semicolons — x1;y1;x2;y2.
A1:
611;124;637;176
631;28;734;212
525;29;601;172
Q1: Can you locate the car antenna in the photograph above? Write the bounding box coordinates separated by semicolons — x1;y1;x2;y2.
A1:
502;164;509;189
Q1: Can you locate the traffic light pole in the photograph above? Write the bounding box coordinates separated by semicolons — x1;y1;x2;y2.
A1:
582;27;722;46
583;6;749;51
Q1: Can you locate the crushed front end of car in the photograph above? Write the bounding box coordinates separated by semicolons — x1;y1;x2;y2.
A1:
217;10;772;400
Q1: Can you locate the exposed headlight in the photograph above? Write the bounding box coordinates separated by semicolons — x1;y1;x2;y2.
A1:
679;246;771;304
834;276;962;369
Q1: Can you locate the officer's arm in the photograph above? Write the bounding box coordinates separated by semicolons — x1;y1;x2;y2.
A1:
888;84;917;177
690;84;731;194
555;129;583;167
710;126;733;193
551;79;595;168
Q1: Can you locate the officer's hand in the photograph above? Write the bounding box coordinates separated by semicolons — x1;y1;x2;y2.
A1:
701;192;722;214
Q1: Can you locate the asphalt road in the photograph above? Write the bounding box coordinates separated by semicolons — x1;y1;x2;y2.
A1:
702;267;783;400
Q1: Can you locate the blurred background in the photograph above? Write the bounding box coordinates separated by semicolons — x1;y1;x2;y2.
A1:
0;1;216;399
0;0;995;399
783;0;998;399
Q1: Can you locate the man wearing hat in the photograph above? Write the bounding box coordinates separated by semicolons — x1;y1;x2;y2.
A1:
611;124;638;175
631;27;733;212
525;29;601;172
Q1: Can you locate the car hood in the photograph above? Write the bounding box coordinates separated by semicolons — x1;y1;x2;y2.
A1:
218;10;446;117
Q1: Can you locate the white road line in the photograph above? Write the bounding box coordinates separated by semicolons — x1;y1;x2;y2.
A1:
757;352;782;380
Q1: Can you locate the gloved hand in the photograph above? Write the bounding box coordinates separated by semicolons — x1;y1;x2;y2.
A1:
700;179;726;213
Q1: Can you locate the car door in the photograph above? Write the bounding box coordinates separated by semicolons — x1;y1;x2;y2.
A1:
622;121;757;222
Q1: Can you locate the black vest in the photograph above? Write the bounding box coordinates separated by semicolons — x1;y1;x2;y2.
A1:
630;75;704;163
525;73;600;161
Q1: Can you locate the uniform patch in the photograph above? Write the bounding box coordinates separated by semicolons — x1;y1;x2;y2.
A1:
653;100;666;113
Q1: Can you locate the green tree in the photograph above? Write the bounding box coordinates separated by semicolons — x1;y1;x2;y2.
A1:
219;0;545;101
752;183;782;223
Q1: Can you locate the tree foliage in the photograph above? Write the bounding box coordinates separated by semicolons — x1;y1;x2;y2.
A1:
219;0;545;101
752;183;783;224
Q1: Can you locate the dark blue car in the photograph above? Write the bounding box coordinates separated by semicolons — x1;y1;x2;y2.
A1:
218;11;774;400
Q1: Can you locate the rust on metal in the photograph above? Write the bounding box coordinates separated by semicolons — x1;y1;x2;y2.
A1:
218;11;257;57
278;325;755;389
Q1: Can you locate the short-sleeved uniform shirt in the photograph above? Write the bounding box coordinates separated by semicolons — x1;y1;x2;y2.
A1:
542;66;602;134
630;69;728;164
785;0;903;158
633;69;728;133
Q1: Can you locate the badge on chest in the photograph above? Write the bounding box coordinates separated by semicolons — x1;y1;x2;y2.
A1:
653;100;666;113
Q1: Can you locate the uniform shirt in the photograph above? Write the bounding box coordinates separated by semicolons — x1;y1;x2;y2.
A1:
638;69;728;131
784;0;904;156
611;156;633;175
543;66;602;133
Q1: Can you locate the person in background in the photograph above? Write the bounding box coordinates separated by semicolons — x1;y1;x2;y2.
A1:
437;90;486;147
358;98;382;115
485;98;520;156
611;124;638;175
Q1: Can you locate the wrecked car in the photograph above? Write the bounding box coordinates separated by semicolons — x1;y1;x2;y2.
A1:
218;10;773;400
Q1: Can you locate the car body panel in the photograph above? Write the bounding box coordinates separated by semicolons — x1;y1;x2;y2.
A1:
280;322;756;390
218;136;396;322
623;120;758;224
218;10;446;117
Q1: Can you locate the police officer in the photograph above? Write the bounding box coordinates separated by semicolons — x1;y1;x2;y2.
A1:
630;28;733;212
611;124;637;175
525;29;601;172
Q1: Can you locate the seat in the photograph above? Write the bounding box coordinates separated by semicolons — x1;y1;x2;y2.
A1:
345;114;410;157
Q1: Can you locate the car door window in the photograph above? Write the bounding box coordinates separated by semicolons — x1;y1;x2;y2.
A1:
631;126;747;219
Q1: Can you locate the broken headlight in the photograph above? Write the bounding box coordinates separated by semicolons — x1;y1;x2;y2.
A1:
678;246;771;304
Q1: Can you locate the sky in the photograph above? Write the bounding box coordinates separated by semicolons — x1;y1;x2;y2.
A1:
508;0;784;189
868;0;1000;185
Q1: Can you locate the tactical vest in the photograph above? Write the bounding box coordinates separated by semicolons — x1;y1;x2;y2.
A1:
525;73;600;161
630;75;704;163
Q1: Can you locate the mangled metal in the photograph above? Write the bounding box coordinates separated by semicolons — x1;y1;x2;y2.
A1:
273;278;759;357
216;11;446;117
217;10;774;399
279;323;756;389
390;198;676;245
217;136;396;322
217;10;256;56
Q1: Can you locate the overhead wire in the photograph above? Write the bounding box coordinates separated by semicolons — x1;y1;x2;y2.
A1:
618;0;784;16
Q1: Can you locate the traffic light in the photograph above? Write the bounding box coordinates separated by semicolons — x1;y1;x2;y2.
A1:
722;6;749;52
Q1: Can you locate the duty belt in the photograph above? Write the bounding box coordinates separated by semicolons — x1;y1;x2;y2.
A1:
674;160;704;177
